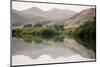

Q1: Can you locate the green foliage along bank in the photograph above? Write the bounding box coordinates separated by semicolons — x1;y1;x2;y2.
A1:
12;18;96;52
74;18;96;52
12;24;65;43
63;18;96;52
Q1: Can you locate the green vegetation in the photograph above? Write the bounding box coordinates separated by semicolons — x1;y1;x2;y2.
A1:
74;19;96;52
63;18;96;52
12;24;65;43
63;28;76;38
12;18;96;52
34;23;42;27
23;24;32;28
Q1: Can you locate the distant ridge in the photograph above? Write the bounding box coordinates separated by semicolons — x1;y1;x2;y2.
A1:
12;7;77;27
23;7;77;20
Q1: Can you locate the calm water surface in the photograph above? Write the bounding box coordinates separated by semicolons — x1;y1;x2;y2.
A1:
12;37;95;65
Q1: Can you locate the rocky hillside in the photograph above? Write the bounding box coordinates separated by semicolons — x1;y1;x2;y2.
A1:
64;8;96;29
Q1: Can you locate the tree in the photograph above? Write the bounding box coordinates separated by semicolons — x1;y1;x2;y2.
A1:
23;24;32;28
34;23;42;27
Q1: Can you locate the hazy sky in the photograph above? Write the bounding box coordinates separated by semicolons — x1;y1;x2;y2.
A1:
12;1;95;12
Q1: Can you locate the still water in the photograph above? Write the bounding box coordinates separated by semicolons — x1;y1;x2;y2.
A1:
12;37;95;66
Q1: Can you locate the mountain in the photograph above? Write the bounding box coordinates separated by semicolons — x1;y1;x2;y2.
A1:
11;10;28;26
22;7;47;20
64;8;96;29
45;8;77;20
23;7;77;25
11;9;51;27
23;7;44;15
12;7;78;27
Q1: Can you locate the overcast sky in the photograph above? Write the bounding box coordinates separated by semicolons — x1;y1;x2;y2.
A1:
12;1;95;12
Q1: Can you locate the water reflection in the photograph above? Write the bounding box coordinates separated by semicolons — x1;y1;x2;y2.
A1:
12;35;95;65
12;38;77;59
64;38;95;59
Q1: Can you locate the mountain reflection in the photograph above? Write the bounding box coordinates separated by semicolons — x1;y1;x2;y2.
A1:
12;35;95;60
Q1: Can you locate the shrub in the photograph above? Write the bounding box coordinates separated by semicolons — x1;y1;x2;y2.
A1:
23;24;32;28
